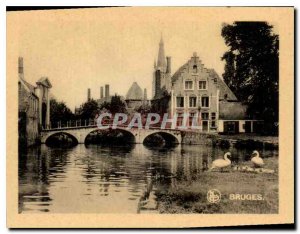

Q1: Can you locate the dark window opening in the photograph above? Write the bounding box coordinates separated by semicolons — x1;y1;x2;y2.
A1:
201;96;209;107
176;96;184;107
193;65;198;73
189;96;197;107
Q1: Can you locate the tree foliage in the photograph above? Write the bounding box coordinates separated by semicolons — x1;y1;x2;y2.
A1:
50;98;74;125
135;103;151;115
221;22;279;134
78;99;99;120
151;88;170;116
99;95;127;114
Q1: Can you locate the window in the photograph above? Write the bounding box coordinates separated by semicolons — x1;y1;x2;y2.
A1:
201;112;209;120
189;96;197;107
211;112;216;120
177;112;184;118
211;121;216;128
185;80;193;90
201;96;209;107
193;65;198;73
199;81;207;90
176;96;184;108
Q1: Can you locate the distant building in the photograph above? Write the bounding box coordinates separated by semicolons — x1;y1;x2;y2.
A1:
125;82;149;113
18;57;52;146
152;36;172;100
152;38;262;133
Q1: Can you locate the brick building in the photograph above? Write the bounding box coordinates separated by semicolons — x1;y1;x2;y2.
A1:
152;38;262;133
18;57;52;146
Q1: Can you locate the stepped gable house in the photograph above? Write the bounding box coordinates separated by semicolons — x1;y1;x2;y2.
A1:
152;38;262;134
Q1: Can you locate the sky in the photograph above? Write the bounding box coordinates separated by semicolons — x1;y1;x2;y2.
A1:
9;7;232;111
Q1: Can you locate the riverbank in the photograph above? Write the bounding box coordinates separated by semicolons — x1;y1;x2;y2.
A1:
182;132;278;150
155;157;278;214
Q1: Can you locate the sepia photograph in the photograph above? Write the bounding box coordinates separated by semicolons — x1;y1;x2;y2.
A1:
6;6;294;228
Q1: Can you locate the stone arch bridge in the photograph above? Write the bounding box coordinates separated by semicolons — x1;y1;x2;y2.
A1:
41;125;182;144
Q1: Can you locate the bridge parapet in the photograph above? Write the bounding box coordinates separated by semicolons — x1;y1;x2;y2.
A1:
41;125;182;145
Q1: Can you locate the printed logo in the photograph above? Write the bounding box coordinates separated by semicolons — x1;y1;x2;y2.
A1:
207;189;221;204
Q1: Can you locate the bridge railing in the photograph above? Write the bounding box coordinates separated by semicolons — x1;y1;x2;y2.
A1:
46;115;207;131
48;119;98;130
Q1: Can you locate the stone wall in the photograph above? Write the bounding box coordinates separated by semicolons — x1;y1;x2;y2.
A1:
181;131;216;146
181;131;278;150
18;81;40;146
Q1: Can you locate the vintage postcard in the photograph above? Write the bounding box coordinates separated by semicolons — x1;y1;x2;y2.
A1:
7;7;294;228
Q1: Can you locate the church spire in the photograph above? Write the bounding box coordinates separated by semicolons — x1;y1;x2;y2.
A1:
157;35;166;70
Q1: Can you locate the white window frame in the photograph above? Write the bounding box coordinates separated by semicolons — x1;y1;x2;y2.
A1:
188;95;197;108
176;96;185;108
201;112;209;120
211;120;217;128
184;80;194;90
211;112;216;120
198;80;207;90
201;95;210;108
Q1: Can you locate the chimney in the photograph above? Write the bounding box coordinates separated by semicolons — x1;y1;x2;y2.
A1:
105;84;109;98
100;86;104;99
18;57;24;77
166;56;171;74
87;88;91;101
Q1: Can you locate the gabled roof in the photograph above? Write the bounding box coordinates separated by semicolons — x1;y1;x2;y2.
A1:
19;77;35;92
171;62;188;84
19;77;38;98
171;61;238;101
207;69;237;101
36;77;52;88
126;82;143;100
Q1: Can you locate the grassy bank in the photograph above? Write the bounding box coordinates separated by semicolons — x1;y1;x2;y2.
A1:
155;157;278;214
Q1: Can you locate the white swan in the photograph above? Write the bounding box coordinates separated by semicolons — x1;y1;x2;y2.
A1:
251;150;264;168
209;152;231;171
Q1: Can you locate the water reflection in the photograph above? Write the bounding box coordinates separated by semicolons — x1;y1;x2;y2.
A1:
18;144;278;213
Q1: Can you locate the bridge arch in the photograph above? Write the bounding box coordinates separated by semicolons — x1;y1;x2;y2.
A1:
41;126;182;145
84;128;136;145
142;130;180;146
44;131;79;147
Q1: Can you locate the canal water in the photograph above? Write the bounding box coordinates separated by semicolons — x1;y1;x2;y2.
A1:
19;144;278;213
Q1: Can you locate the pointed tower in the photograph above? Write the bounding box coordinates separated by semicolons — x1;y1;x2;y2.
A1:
156;36;166;71
152;35;172;99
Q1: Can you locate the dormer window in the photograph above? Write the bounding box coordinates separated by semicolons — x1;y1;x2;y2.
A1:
193;65;198;73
